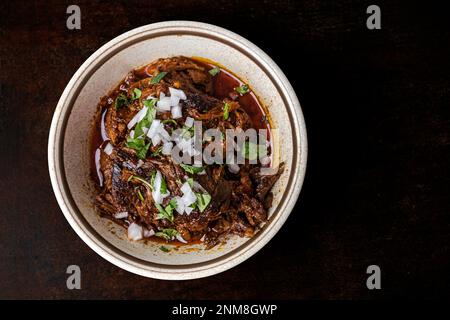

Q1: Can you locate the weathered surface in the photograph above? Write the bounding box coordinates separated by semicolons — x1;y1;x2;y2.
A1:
0;0;449;299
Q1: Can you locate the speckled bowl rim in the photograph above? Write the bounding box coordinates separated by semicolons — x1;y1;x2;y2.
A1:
48;21;307;280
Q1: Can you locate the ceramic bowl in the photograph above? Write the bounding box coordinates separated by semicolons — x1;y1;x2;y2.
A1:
48;21;307;280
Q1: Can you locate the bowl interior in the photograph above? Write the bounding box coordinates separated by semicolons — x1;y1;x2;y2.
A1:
62;27;295;267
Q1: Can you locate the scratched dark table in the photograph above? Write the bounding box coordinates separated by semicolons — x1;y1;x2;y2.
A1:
1;0;449;299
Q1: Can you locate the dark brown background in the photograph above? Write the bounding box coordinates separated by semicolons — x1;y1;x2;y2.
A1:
1;0;449;299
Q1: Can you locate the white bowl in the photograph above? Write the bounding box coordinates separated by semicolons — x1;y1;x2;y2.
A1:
48;21;307;280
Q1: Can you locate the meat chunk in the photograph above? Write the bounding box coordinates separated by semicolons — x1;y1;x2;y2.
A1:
238;194;267;226
187;69;209;84
182;91;222;112
250;162;285;201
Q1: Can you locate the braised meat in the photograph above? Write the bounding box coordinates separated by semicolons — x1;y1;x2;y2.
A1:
92;56;283;248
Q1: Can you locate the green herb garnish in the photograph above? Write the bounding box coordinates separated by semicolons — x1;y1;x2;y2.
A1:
131;88;142;101
162;119;177;126
195;193;211;213
134;99;157;137
223;102;231;120
159;246;170;252
155;198;177;222
186;177;194;188
155;228;179;241
242;141;266;161
160;173;168;194
150;171;156;191
235;84;249;95
136;142;151;159
126;136;146;150
151;146;163;157
209;67;220;76
180;125;195;139
115;89;142;110
128;175;153;190
143;98;157;108
137;189;145;201
150;71;168;84
126;100;157;158
126;137;150;159
133;122;147;141
155;204;173;222
114;93;128;110
180;164;205;174
149;170;167;194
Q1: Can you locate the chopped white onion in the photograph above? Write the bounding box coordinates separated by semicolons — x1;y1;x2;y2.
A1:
151;171;169;204
152;133;162;146
152;192;162;205
185;117;194;128
127;106;148;129
100;109;109;141
181;193;196;207
158;126;171;141
172;129;182;142
127;223;143;241
129;130;135;138
184;206;193;215
171;104;182;119
143;228;155;238
156;96;172;111
174;186;196;215
147;119;161;139
141;127;149;136
136;160;144;168
174;196;185;214
114;211;128;219
169;87;187;100
177;137;199;157
152;171;163;204
228;164;240;174
193;181;207;194
181;182;197;207
94;148;103;187
103;142;113;155
176;234;188;243
180;181;192;194
162;142;173;155
200;234;206;242
170;94;181;107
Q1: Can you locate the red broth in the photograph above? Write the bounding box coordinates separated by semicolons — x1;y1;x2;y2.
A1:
193;57;270;132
